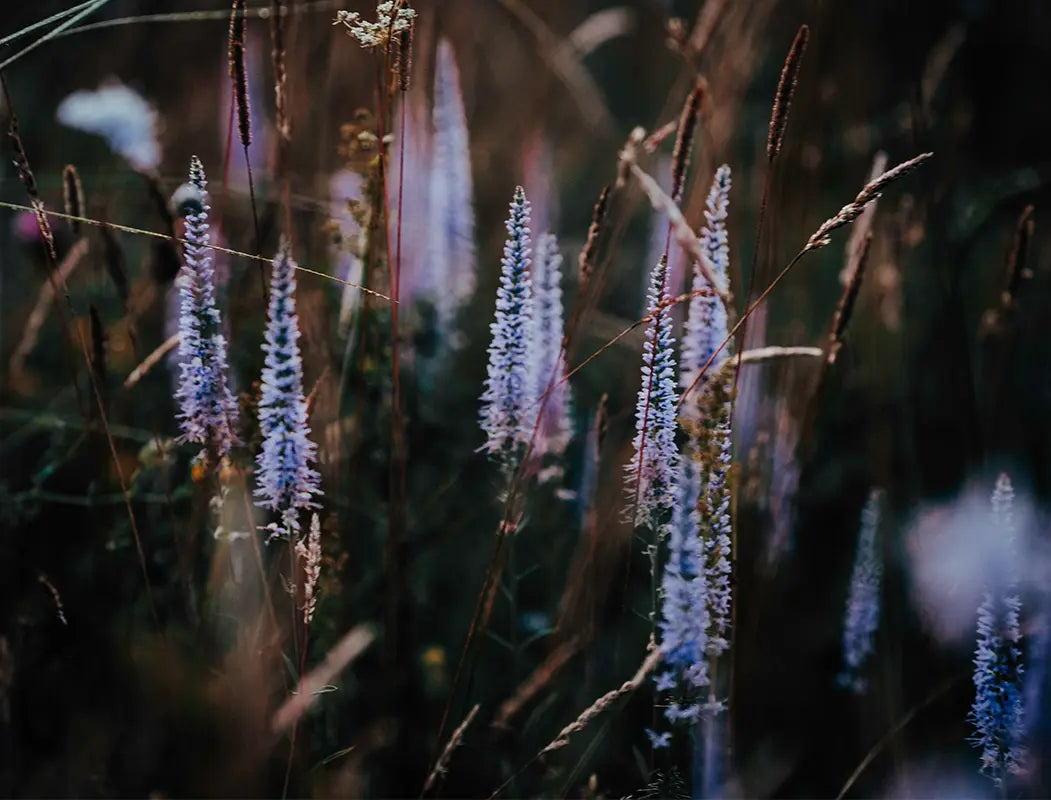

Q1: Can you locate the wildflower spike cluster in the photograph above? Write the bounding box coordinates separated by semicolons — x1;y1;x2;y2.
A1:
655;456;710;724
530;232;571;457
839;489;884;692
174;156;239;458
480;186;535;463
700;383;733;663
626;256;679;529
681;165;731;401
428;39;476;330
970;473;1025;785
255;247;322;539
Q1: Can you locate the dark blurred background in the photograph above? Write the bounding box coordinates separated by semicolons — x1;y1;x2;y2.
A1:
2;0;1051;797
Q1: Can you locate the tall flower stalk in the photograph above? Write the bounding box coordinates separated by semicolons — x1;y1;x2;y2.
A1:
970;473;1025;786
626;255;679;530
174;156;239;459
530;232;570;459
426;38;476;332
480;186;534;466
839;488;884;693
255;247;322;539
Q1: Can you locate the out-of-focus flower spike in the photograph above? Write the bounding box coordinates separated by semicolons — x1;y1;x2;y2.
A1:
531;232;571;459
838;489;884;693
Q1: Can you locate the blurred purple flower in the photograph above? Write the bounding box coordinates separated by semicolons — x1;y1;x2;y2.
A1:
839;489;884;693
530;232;571;458
56;81;160;171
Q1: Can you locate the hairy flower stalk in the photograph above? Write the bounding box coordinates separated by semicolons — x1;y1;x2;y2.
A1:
174;156;239;458
626;256;679;529
296;513;323;626
530;232;571;458
480;186;535;464
255;247;322;539
970;473;1025;786
426;39;476;331
839;489;884;692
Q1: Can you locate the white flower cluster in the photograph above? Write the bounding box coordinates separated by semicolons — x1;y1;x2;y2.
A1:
334;3;416;48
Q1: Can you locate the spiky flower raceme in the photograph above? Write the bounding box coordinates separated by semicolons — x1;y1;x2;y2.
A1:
255;247;322;539
480;186;535;463
654;457;710;725
174;156;239;458
426;39;476;331
681;165;731;401
839;489;884;693
970;473;1025;786
626;256;679;529
530;232;571;458
699;380;733;664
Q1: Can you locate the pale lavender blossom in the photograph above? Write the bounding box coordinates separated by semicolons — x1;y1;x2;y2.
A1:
702;413;733;659
530;232;571;458
480;186;534;463
681;165;731;402
255;247;322;539
625;256;679;529
56;81;160;171
174;157;239;458
839;489;884;693
970;473;1026;785
655;458;710;718
425;38;476;331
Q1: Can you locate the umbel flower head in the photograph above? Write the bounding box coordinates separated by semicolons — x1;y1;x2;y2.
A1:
530;232;571;458
625;255;679;529
839;489;884;692
255;246;322;539
969;473;1025;786
174;156;239;458
480;186;535;464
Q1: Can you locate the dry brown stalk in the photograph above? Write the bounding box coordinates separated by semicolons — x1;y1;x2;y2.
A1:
538;648;661;756
670;80;705;203
9;237;90;392
421;703;480;794
625;159;730;307
828;233;872;365
805;153;933;252
37;573;67;625
228;0;252;148
494;638;581;728
271;624;376;734
767;24;809;161
1002;204;1034;309
62;165;84;237
577;184;610;286
840;151;887;286
88;304;107;390
124;332;180;389
270;0;291;145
